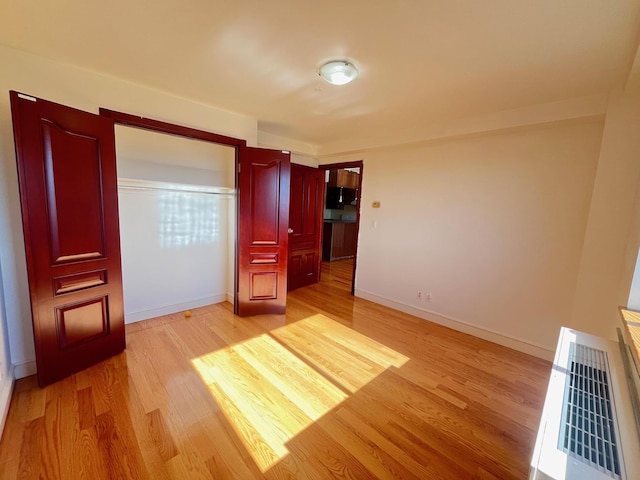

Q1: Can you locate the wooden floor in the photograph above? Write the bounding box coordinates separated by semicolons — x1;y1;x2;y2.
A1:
0;259;551;479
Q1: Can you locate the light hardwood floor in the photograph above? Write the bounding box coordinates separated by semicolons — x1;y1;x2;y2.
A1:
0;260;551;479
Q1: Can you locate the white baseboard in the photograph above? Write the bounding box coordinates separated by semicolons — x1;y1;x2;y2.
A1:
355;288;554;361
13;360;36;379
226;293;234;304
124;294;228;324
0;364;15;438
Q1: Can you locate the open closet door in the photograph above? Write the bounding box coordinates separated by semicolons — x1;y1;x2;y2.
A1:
236;146;290;316
10;91;125;386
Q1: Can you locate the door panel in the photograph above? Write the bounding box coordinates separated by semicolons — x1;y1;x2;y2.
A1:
56;297;108;348
43;120;106;263
237;146;290;316
288;164;325;291
10;91;125;386
250;162;281;243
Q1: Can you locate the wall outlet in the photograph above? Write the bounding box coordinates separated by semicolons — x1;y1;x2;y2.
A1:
426;293;432;302
416;290;423;301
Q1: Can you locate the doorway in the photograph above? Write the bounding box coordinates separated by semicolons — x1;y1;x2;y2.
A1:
101;108;291;317
319;161;364;295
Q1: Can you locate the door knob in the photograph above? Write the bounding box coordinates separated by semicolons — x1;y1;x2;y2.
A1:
288;228;294;234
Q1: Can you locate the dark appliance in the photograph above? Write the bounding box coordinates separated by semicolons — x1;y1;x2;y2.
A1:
325;186;357;209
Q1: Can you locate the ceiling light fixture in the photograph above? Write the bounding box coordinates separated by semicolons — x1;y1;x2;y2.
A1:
318;60;359;85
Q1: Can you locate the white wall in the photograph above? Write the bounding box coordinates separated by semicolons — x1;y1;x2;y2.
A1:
118;185;234;323
0;257;13;436
116;125;235;186
0;45;257;377
572;91;640;335
325;120;604;357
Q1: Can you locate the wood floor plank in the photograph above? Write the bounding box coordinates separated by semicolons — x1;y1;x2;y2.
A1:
165;450;211;480
282;421;373;480
231;335;347;419
0;259;551;479
94;410;146;479
42;376;79;479
200;413;262;480
72;427;111;480
77;387;97;431
0;400;26;466
17;416;45;480
208;347;313;443
15;386;46;423
319;408;423;480
146;409;178;462
334;406;438;479
204;378;283;472
272;322;380;392
118;374;173;480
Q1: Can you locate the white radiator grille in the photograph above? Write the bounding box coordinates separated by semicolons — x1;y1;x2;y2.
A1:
559;343;621;479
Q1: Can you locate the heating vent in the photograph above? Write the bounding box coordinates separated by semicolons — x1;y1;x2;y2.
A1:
559;343;622;479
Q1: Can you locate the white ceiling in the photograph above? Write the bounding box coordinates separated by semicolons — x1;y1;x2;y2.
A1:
1;0;639;152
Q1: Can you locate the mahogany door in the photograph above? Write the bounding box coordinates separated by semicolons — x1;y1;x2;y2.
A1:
236;146;290;316
287;164;325;291
10;91;125;386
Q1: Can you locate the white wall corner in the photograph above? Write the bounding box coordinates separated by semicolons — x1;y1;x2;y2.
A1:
355;288;555;361
13;361;36;380
571;92;640;338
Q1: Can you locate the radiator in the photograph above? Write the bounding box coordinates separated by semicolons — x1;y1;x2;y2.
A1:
530;327;640;480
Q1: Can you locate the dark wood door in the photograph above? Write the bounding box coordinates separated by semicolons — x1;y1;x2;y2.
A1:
10;91;125;386
236;146;290;316
288;164;325;291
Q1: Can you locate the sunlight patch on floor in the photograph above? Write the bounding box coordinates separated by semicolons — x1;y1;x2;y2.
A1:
191;314;409;472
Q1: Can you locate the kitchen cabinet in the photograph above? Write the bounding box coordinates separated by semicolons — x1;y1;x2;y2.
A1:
322;221;356;261
328;169;359;189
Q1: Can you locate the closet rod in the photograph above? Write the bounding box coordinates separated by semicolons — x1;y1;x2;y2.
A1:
117;184;235;196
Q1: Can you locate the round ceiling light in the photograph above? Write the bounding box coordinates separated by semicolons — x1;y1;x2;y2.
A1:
318;60;359;85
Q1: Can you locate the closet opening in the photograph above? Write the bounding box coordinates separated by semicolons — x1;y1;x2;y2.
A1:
114;125;237;324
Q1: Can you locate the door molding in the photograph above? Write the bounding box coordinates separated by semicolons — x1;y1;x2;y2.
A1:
100;108;246;313
318;160;364;295
99;108;247;147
